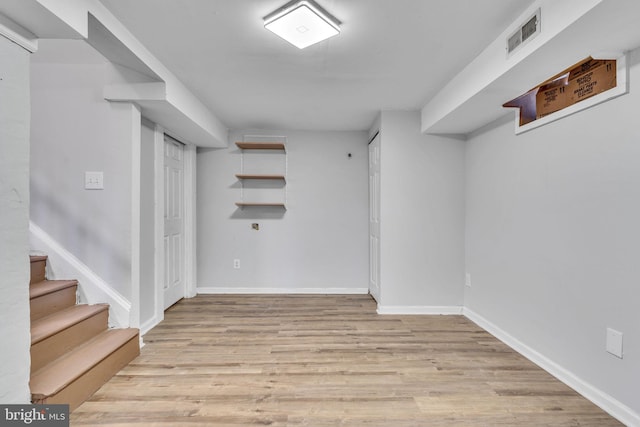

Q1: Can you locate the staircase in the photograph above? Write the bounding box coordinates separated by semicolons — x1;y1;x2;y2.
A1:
29;255;140;411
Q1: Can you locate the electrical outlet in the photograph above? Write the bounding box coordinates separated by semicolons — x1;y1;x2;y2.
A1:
233;259;240;269
606;328;623;359
465;273;471;287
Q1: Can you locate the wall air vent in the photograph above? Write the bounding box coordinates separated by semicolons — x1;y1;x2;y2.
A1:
507;8;541;56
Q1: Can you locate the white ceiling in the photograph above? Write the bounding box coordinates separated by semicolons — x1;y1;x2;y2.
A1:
97;0;533;132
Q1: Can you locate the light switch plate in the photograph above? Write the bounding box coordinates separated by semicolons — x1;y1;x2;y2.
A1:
85;171;104;190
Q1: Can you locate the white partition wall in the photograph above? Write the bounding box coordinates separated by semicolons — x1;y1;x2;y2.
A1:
0;32;32;404
464;47;640;424
197;129;369;294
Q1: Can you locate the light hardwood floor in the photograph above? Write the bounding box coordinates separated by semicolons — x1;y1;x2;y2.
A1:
72;295;622;426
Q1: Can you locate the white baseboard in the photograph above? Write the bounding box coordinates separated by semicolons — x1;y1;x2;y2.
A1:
139;315;162;336
29;221;131;328
377;305;463;315
196;286;370;295
463;307;640;427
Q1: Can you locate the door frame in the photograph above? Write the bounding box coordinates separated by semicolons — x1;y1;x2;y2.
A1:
146;124;197;334
368;131;381;303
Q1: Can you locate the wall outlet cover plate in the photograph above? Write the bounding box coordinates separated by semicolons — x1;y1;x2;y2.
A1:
606;328;623;359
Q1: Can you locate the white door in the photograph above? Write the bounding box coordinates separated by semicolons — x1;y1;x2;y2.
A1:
369;134;381;302
164;136;185;309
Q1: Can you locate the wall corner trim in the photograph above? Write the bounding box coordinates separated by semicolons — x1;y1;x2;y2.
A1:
29;221;131;328
463;307;640;427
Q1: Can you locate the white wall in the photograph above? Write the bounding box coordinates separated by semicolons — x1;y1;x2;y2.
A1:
377;111;466;311
0;34;32;403
30;59;139;303
197;129;369;292
139;118;155;326
465;49;640;419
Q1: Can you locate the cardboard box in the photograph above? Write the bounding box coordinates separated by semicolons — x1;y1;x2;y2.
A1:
536;57;617;119
567;58;616;104
503;87;538;126
504;56;618;125
535;73;569;118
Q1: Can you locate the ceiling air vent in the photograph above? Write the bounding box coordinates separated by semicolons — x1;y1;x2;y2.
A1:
507;8;541;56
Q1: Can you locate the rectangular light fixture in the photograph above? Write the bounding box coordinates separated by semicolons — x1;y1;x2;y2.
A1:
264;0;340;49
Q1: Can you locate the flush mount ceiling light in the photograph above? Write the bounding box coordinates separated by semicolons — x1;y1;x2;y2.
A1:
264;0;340;49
